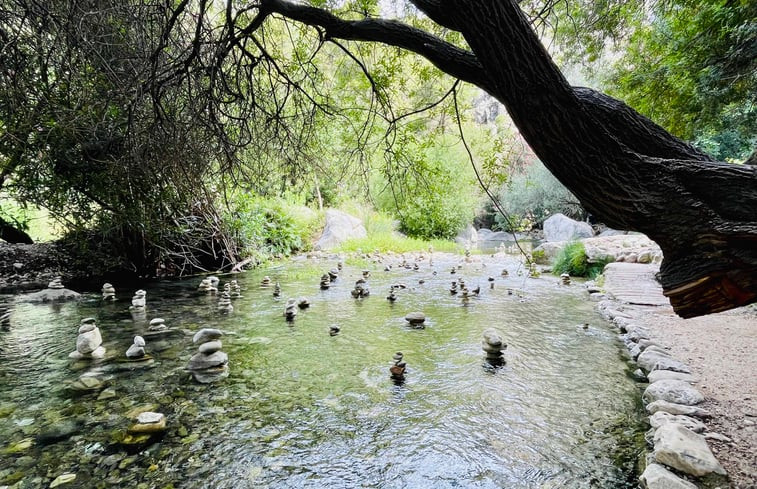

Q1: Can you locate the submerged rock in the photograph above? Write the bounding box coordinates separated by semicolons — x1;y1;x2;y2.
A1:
404;312;425;327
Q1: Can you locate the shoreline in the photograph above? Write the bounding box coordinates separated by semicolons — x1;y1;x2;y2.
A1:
595;263;756;489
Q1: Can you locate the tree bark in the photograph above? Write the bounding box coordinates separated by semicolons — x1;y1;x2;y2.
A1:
255;0;757;317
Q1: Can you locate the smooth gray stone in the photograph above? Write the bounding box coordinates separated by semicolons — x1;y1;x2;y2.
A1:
653;423;726;477
643;380;704;406
198;341;222;354
76;328;102;354
125;344;145;358
187;351;228;370
646;400;712;418
639;463;697;489
78;323;96;334
647;370;698;384
637;349;691;374
649;411;707;433
193;328;223;344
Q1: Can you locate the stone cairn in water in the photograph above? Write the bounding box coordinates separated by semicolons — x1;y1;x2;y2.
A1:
273;282;281;298
297;297;310;309
350;279;370;298
501;269;509;277
260;276;272;288
130;290;147;310
229;280;242;299
101;283;116;301
449;281;458;295
329;325;340;336
198;278;217;293
69;317;106;359
404;312;426;329
217;291;233;313
390;352;406;384
283;298;297;321
125;335;151;363
187;328;229;383
560;273;571;285
362;270;371;279
48;276;64;290
319;274;331;290
337;261;344;272
482;328;506;366
386;286;398;302
148;317;168;332
328;268;339;281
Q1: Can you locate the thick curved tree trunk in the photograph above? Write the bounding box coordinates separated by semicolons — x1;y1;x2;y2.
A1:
237;0;757;316
444;0;757;317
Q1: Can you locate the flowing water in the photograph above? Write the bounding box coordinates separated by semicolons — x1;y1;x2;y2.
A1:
0;253;645;488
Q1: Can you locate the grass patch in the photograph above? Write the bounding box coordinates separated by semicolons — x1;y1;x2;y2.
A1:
552;241;610;278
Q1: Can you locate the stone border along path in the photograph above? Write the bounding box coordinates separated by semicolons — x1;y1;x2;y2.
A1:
594;263;735;489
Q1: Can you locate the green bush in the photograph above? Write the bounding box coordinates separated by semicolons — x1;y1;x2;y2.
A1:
552;241;609;278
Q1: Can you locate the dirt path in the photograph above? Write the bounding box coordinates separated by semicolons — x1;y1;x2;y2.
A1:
603;263;757;488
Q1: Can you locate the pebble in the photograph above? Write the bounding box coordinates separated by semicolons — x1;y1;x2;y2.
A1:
198;340;222;354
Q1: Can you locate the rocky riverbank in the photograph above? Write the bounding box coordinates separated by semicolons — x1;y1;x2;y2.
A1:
596;263;756;489
0;242;73;293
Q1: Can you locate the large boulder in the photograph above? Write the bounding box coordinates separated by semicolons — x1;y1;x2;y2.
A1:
542;213;593;242
315;210;367;250
652;423;726;477
643;379;704;406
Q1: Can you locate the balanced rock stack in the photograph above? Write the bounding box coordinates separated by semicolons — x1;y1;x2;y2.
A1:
284;299;297;321
198;278;216;293
187;328;229;383
319;274;331;290
450;281;458;295
273;282;281;298
390;352;406;383
125;335;149;361
560;273;571;285
101;283;116;301
207;276;220;288
386;287;398;302
362;270;371;279
148;317;168;332
229;280;242;299
69;318;106;359
461;287;471;305
130;290;147;310
217;291;233;313
48;276;64;289
328;268;339;281
337;261;344;272
482;328;506;365
404;312;426;329
261;276;271;287
297;297;310;309
350;279;370;298
501;269;509;277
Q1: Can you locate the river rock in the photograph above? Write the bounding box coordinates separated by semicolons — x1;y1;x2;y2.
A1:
125;344;145;359
646;400;712;418
405;312;425;326
543;213;594;242
193;328;223;344
187;351;228;370
652;423;726;477
639;463;697;489
75;328;103;354
637;349;691;374
199;340;222;354
649;411;707;433
50;473;77;488
315;209;367;250
647;370;698;384
643;379;704;406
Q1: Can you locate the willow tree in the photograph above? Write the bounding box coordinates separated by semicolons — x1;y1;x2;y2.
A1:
195;0;757;318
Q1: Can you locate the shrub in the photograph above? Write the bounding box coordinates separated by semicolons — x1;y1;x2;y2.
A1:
552;241;609;278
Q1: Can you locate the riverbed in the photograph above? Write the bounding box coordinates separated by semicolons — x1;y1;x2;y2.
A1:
0;252;645;488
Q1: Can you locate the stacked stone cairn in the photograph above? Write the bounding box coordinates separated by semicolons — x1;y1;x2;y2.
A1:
328;268;339;281
362;270;371;279
69;318;106;359
130;289;147;310
187;328;228;383
528;262;541;278
260;276;271;287
273;282;281;298
198;278;216;293
390;352;406;384
48;276;64;289
501;269;509;277
148;318;168;332
482;328;506;366
329;325;340;336
125;335;150;362
208;276;220;288
449;281;458;295
217;291;233;313
471;285;481;295
101;283;116;301
319;274;331;290
461;287;471;305
297;297;310;309
404;312;426;329
560;273;571;285
350;279;370;298
229;280;242;299
337;261;344;272
386;287;398;302
284;299;298;321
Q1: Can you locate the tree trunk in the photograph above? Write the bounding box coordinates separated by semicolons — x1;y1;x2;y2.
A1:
446;0;757;317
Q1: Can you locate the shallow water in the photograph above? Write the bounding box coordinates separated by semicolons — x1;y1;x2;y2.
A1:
0;253;645;488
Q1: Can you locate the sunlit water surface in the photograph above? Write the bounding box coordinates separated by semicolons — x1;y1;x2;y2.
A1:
0;253;645;488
